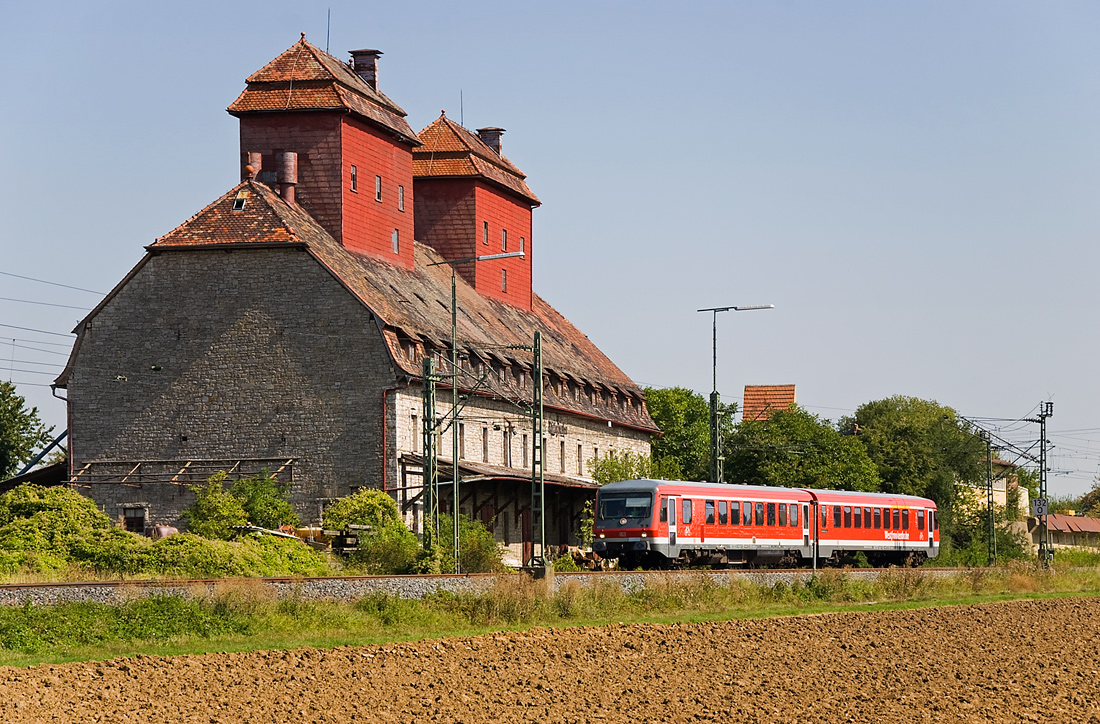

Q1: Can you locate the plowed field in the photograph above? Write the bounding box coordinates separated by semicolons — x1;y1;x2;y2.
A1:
1;597;1097;723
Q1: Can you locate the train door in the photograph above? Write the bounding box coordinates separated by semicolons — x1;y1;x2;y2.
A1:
668;497;678;546
928;508;934;550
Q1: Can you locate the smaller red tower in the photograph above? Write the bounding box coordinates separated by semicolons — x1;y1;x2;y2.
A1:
413;113;540;309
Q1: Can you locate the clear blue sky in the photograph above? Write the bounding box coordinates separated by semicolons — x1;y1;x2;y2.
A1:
2;2;1098;494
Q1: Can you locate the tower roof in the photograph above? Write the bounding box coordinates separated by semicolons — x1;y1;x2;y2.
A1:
227;36;420;145
413;113;539;205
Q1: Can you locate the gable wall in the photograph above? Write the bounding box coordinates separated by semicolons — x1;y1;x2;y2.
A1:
471;183;533;309
413;177;478;284
67;247;399;526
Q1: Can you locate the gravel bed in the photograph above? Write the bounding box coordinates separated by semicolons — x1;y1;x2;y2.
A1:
0;568;961;606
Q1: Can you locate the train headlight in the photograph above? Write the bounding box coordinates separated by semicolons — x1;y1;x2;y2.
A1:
599;534;605;539
641;533;647;538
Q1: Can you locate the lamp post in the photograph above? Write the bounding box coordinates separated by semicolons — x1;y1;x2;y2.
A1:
696;304;774;483
429;250;525;572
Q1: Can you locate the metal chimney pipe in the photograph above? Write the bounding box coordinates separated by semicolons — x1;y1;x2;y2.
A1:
276;151;298;203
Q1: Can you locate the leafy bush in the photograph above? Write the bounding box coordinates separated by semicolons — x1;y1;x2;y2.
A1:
322;488;402;530
181;472;249;540
229;473;299;530
439;513;505;573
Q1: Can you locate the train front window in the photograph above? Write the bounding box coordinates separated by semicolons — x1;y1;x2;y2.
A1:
917;510;925;530
597;493;652;522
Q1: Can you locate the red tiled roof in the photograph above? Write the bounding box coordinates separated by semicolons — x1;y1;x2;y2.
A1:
413;114;539;205
1046;514;1100;534
742;384;797;421
115;181;653;433
228;37;419;145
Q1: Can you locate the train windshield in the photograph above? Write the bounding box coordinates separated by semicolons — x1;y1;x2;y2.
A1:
597;493;652;522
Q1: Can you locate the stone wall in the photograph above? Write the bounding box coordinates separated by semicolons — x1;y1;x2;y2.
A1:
67;247;399;526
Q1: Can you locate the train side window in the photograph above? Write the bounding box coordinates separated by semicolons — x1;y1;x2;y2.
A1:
791;504;799;527
874;508;882;529
917;510;925;531
843;506;852;528
660;499;667;523
766;503;776;526
683;499;693;525
864;507;872;527
933;510;938;531
718;501;728;525
833;506;842;528
902;509;910;530
755;502;764;526
778;503;787;526
884;508;892;530
892;508;900;529
731;501;740;525
854;507;862;529
705;500;715;525
744;502;752;525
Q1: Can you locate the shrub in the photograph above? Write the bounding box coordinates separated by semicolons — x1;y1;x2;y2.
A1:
322;488;402;531
439;513;505;573
229;473;299;530
181;472;249;540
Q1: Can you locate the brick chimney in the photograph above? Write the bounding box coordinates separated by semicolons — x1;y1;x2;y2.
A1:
349;49;382;90
476;127;504;155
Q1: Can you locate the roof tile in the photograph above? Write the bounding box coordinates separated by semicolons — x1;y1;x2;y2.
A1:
742;384;797;422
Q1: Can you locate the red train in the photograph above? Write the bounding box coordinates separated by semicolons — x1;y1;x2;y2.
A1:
591;479;939;568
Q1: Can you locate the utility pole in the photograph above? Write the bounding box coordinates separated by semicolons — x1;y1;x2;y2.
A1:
529;331;545;567
1029;402;1054;565
984;431;996;565
696;304;773;483
421;357;439;549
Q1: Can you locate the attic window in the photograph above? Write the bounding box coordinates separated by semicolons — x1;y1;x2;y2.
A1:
483;221;489;245
398;185;405;212
232;190;250;211
375;175;382;202
501;269;507;292
520;237;525;255
502;229;508;251
350;165;358;192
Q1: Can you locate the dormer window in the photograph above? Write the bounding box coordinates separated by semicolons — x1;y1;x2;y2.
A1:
232;189;250;211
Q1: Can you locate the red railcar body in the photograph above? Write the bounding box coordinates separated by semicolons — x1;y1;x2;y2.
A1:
592;480;939;568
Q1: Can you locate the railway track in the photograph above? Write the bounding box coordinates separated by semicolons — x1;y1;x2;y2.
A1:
0;566;966;604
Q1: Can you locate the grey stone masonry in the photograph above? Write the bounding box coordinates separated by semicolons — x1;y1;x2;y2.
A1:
67;247;399;526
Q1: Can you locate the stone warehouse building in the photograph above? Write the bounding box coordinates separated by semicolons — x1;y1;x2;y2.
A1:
54;37;658;561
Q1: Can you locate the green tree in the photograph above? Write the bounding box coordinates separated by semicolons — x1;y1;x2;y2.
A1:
323;488;419;574
0;382;53;479
841;396;985;529
725;405;880;491
589;450;679;486
644;386;734;481
229;472;300;530
181;472;249;539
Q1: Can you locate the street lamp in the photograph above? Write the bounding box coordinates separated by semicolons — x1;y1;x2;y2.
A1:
696;304;774;483
429;250;525;572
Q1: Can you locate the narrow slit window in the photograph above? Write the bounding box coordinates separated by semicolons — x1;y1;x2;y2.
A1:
375;175;382;202
398;185;404;211
392;228;399;254
501;269;507;292
520;237;525;254
483;221;489;245
350;165;358;192
502;229;508;251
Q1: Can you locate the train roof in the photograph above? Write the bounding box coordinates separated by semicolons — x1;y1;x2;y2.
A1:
596;480;936;508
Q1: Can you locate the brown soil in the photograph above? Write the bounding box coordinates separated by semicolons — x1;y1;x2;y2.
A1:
0;597;1098;723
